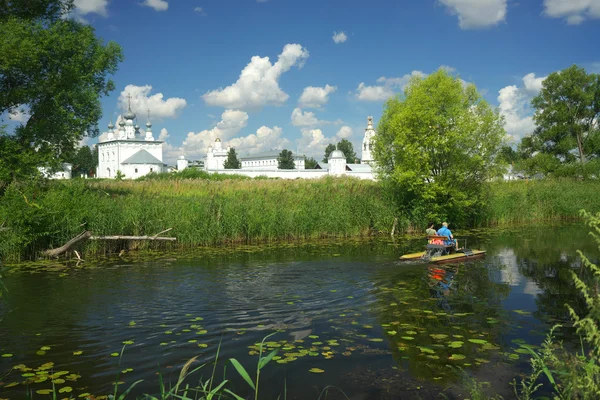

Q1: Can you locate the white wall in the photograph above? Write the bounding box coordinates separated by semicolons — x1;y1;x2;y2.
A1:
97;140;163;178
121;163;162;179
206;168;376;180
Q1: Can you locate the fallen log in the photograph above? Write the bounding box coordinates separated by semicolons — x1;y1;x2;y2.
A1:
89;235;176;241
43;229;176;258
43;230;92;257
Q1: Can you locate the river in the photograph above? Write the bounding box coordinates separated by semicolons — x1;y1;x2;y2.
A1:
0;223;597;399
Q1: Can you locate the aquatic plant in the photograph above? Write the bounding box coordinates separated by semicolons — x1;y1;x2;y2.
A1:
511;210;600;399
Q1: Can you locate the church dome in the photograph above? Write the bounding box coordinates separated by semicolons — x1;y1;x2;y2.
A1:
108;121;114;129
134;123;140;130
146;121;152;128
215;138;221;142
330;150;345;159
179;155;185;160
118;119;126;127
123;109;136;120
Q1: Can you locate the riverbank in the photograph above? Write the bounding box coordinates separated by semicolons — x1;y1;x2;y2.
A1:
1;176;599;262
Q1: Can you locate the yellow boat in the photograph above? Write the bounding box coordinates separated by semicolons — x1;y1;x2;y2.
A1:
400;235;486;263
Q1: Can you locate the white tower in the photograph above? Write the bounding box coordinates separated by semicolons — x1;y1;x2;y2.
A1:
177;155;188;171
361;116;376;164
145;109;154;141
328;149;347;176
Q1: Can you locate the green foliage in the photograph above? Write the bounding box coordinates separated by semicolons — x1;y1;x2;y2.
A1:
304;156;318;169
223;148;241;169
0;177;396;262
115;170;125;181
336;139;358;163
137;168;250;181
374;68;506;226
482;179;600;226
0;0;123;185
68;145;97;177
277;149;295;169
511;211;600;400
531;65;600;166
323;143;336;163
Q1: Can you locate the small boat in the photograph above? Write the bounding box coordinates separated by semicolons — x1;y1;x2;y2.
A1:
400;235;486;263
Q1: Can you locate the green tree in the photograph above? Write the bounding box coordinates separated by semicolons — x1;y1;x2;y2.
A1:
0;0;123;186
278;149;295;169
223;147;241;169
531;65;600;165
336;139;358;164
304;156;318;169
323;143;336;163
69;145;97;177
374;68;505;225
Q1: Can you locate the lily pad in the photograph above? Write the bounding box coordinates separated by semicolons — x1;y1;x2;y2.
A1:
417;346;435;354
1;353;13;357
309;368;325;373
401;336;414;341
448;341;464;348
111;352;119;357
36;389;53;395
59;386;73;393
430;334;448;340
449;354;466;360
122;340;134;345
468;339;488;345
368;338;384;342
73;351;83;355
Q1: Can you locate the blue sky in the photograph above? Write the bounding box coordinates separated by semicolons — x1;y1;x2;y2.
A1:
7;0;600;163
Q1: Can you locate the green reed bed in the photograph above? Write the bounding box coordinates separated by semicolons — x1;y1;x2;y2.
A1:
0;177;397;262
482;178;600;226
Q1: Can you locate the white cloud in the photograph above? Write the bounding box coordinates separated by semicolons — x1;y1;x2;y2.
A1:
498;73;546;141
118;85;187;120
296;126;356;158
438;0;507;29
298;85;337;108
291;108;320;127
162;110;290;164
543;0;600;24
142;0;168;12
355;71;425;102
158;128;170;141
73;0;108;16
336;126;353;139
194;7;206;15
7;106;30;123
202;44;309;110
332;31;348;44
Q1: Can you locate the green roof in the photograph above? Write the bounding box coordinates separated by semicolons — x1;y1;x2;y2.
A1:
121;150;162;165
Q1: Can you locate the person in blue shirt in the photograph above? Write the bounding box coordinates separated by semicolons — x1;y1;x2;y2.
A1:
437;222;458;250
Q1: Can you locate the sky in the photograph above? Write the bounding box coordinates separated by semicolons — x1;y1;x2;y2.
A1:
5;0;600;164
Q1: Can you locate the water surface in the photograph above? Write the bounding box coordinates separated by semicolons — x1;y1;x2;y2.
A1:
0;223;597;399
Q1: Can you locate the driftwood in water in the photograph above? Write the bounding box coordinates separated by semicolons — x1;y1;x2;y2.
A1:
42;230;92;257
89;235;176;241
43;228;176;258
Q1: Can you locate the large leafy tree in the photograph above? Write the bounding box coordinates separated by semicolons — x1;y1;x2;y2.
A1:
336;139;358;164
322;143;336;163
0;0;123;187
223;147;241;169
374;69;506;225
531;65;600;165
69;145;97;177
278;149;295;169
304;156;318;169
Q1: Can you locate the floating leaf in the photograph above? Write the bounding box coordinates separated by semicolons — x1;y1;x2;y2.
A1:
164;331;173;334
308;335;319;339
159;342;168;346
111;352;119;357
52;378;65;384
197;330;208;335
36;389;53;395
417;346;435;354
122;340;134;345
513;310;531;316
40;346;51;351
73;351;83;355
1;354;13;358
406;331;417;335
309;368;325;373
515;348;530;354
449;354;466;360
79;393;91;398
59;386;73;393
430;334;448;340
387;331;397;335
468;339;488;345
36;350;46;355
368;338;384;342
198;343;208;348
5;382;19;388
401;336;414;341
448;341;464;348
129;321;136;326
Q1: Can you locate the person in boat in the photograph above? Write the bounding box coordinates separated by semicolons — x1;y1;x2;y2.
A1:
437;222;458;250
426;222;437;236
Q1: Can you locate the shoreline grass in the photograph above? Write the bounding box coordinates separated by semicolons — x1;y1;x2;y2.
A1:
1;176;599;262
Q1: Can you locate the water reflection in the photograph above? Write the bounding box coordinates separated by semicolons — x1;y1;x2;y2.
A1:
0;224;598;399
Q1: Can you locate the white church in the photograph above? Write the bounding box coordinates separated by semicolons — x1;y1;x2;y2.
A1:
191;116;378;180
96;99;165;179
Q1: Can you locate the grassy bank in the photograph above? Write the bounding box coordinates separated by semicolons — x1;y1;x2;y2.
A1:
0;176;397;262
482;178;600;226
1;176;600;262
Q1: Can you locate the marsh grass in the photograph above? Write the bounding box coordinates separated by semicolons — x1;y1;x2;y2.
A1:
0;176;397;262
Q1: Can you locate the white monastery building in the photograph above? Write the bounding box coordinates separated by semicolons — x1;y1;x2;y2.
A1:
182;116;378;180
96;98;165;179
